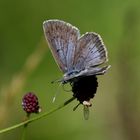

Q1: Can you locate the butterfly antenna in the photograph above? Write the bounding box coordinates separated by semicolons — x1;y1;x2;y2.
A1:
52;82;62;103
51;78;62;84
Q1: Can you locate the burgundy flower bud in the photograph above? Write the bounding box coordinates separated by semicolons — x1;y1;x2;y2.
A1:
22;92;41;114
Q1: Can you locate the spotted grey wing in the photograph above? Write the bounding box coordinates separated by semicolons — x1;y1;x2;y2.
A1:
74;32;108;70
43;20;80;73
62;65;110;83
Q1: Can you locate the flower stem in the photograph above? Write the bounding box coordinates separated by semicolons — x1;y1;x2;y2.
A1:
21;114;30;140
21;125;27;140
0;97;75;134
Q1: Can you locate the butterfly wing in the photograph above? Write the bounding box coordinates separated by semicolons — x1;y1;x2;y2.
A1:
43;20;80;73
74;32;108;70
62;65;110;83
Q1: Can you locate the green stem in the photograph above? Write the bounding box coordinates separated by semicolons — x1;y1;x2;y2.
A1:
21;114;30;140
21;125;27;140
0;97;75;134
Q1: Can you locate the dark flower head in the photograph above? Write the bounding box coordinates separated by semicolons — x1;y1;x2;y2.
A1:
22;92;41;114
71;75;98;105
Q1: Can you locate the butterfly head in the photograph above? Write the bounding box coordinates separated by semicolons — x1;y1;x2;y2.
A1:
61;69;80;83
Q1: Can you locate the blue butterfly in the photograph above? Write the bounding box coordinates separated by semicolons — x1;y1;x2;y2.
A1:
43;20;110;119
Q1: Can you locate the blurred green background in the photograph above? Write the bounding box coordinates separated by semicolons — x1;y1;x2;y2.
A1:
0;0;140;140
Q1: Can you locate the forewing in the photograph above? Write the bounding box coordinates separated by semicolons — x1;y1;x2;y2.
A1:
43;20;80;73
74;32;108;70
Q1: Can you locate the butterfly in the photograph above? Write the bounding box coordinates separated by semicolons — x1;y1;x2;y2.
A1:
43;19;110;119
